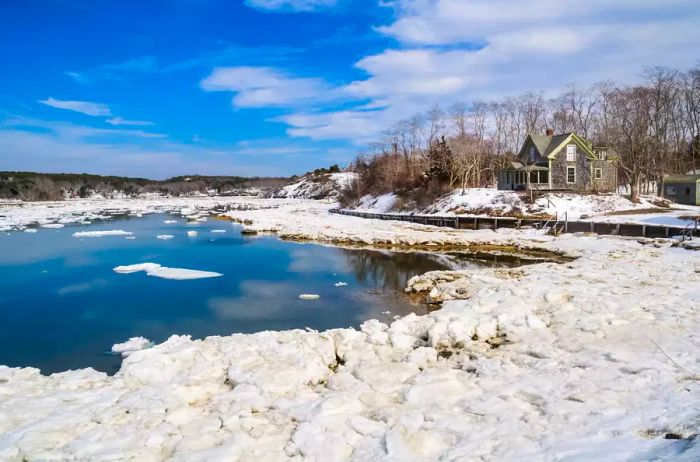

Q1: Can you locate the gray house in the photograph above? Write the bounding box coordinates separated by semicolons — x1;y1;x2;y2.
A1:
661;174;700;205
497;130;617;192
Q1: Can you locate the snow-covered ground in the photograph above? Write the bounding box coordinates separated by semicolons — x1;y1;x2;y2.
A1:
350;188;700;227
273;172;357;200
0;197;699;460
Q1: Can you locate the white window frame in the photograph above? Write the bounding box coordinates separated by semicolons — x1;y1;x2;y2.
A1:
598;150;607;160
566;145;576;162
566;166;576;184
594;168;602;180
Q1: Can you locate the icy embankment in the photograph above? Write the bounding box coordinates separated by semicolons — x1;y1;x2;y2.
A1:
1;199;699;460
114;263;223;280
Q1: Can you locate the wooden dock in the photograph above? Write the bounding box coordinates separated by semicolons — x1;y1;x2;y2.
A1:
330;209;700;239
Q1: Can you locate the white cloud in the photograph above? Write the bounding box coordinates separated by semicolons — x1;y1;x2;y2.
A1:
244;0;337;12
106;117;154;127
39;97;112;117
200;66;341;108
278;0;700;142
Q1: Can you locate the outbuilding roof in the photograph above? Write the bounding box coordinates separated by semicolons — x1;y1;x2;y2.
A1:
663;174;700;183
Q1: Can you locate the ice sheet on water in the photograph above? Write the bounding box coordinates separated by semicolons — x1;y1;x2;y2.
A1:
113;262;223;280
72;230;133;238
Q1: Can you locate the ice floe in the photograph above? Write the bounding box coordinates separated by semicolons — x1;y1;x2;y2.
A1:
211;229;226;233
72;230;133;238
156;234;174;240
163;220;177;224
299;294;320;300
186;230;198;237
111;337;153;357
22;229;37;233
40;223;64;228
113;263;223;280
334;282;348;287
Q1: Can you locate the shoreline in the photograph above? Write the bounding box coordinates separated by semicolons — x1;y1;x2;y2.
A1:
1;197;699;460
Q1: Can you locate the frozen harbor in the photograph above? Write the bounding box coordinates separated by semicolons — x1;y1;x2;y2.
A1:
0;209;497;374
0;197;699;460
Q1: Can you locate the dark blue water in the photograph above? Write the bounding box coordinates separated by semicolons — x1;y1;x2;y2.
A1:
0;213;499;374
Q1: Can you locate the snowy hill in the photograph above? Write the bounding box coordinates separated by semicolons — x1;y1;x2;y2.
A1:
272;172;357;200
350;188;675;220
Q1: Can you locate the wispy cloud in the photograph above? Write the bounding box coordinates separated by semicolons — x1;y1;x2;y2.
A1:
64;56;157;84
244;0;337;13
106;117;154;127
200;66;343;108
38;97;112;117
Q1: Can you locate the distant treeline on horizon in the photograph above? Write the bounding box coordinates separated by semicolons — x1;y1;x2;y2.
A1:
0;171;292;201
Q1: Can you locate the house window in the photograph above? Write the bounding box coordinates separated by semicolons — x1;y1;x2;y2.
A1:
666;186;677;196
529;146;536;161
566;145;576;162
567;166;576;184
594;168;602;180
598;150;607;160
540;170;549;184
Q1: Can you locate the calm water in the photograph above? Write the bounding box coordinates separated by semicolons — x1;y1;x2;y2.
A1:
0;213;505;374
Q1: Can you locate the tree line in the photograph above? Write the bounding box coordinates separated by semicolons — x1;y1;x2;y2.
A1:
344;63;700;206
0;172;290;201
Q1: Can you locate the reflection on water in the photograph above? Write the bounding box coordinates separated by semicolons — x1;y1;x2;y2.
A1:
0;213;516;374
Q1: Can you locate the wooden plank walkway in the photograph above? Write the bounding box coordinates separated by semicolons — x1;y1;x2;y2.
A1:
330;209;700;239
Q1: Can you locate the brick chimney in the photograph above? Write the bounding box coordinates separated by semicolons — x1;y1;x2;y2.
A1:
546;128;554;136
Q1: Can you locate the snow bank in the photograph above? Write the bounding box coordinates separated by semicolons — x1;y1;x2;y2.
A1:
113;263;223;280
111;337;153;357
273;172;358;200
72;230;133;238
356;193;397;213
353;188;678;220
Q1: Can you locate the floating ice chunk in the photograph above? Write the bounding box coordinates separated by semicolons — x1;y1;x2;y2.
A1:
211;229;226;233
164;220;177;224
334;282;348;287
156;234;174;240
111;337;153;357
72;230;133;238
23;229;38;233
299;294;320;300
125;236;136;240
187;230;198;237
147;267;223;280
196;217;207;222
180;208;195;216
113;263;222;280
41;223;64;228
113;263;162;274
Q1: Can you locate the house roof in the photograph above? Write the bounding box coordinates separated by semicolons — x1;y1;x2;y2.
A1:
521;132;596;160
663;174;700;183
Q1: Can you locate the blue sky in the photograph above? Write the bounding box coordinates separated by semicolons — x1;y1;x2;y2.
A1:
1;0;699;179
